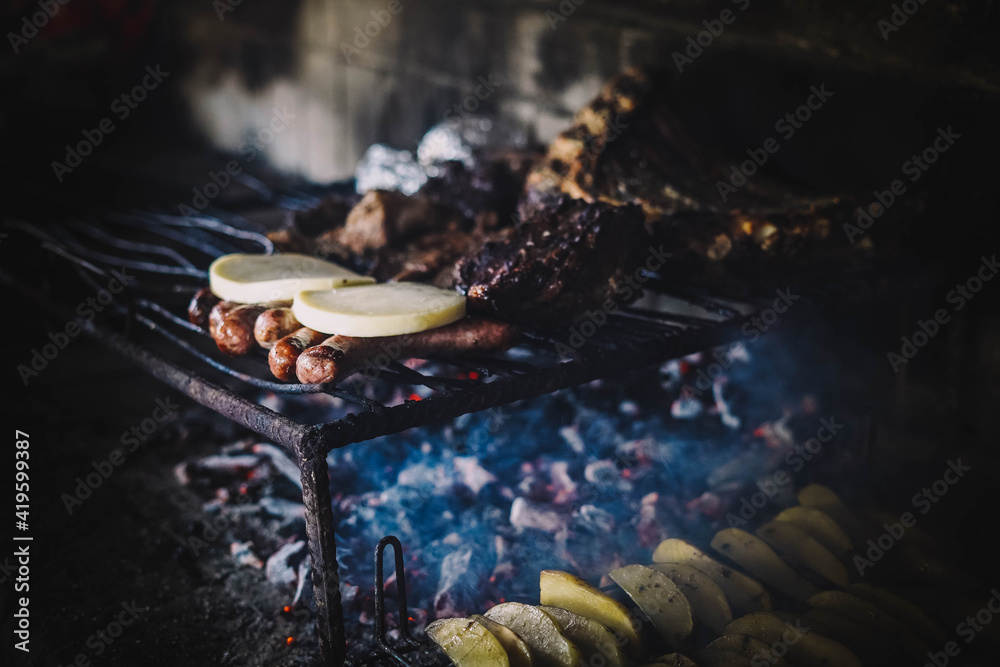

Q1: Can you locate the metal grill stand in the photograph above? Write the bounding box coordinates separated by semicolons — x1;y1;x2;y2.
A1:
1;212;899;666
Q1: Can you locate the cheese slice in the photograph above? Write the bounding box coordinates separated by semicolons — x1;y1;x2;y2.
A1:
292;283;466;336
209;253;374;303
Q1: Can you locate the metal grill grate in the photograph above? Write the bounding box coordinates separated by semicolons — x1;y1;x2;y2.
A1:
2;189;898;666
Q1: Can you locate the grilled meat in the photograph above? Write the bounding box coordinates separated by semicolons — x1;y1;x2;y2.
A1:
295;318;520;385
269;327;327;381
456;195;650;324
525;67;857;261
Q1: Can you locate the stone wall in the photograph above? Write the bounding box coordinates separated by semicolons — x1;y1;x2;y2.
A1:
170;0;997;183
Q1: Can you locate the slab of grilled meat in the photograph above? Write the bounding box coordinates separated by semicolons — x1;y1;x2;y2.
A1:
525;67;860;262
455;195;650;325
268;153;535;283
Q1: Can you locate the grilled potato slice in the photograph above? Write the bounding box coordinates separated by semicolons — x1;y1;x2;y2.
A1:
796;484;868;546
755;521;850;587
539;570;641;650
846;582;948;644
609;564;694;649
483;603;582;667
539;605;627;667
640;654;699;667
774;507;852;558
693;647;752;666
725;612;861;667
652;539;771;614
706;634;789;667
427;617;511;667
898;542;981;591
471;614;534;667
806;590;932;662
798;607;901;664
864;510;934;544
649;563;733;635
710;528;819;602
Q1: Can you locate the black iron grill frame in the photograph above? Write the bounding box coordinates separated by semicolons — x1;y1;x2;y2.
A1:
2;210;891;666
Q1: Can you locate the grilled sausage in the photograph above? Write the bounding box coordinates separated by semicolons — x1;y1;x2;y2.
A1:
295;318;520;385
212;300;291;357
208;300;241;339
215;304;268;356
268;327;327;381
188;287;220;329
254;307;302;349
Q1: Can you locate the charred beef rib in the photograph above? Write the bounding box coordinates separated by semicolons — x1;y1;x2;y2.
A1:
455;196;650;325
525;67;858;261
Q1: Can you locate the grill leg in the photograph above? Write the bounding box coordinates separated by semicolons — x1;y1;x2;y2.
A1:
299;448;346;666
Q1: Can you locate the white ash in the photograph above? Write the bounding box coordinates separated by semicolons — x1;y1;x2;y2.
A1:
265;540;306;587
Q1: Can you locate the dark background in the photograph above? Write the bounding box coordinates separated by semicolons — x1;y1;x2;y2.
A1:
2;1;999;665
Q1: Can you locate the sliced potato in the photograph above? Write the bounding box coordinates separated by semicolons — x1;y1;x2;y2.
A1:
427;617;510;667
798;607;900;664
898;542;980;591
483;603;581;667
710;528;819;602
846;582;948;644
694;647;752;666
864;510;934;544
292;282;466;336
649;562;732;635
539;605;626;667
706;635;788;667
641;654;699;667
651;539;771;614
471;614;533;667
774;507;852;558
725;612;861;667
796;485;867;546
755;521;849;587
209;253;373;302
539;570;641;649
609;564;694;649
806;590;932;661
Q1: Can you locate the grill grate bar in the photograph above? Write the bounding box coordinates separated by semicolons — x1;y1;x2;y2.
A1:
3;178;914;666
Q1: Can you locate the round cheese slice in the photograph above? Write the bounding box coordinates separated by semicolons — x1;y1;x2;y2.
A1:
292;283;466;337
209;253;374;303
